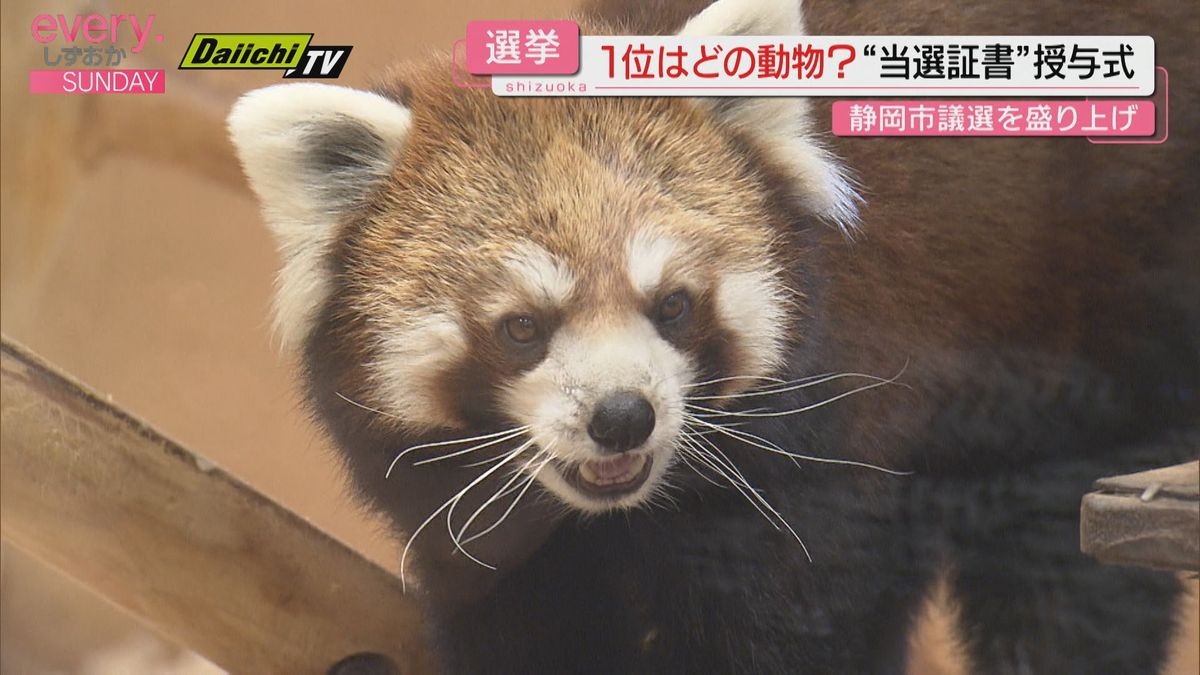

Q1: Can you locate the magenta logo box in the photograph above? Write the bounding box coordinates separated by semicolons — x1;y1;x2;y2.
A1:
465;20;579;75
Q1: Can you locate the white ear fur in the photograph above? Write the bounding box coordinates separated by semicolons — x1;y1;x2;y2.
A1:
228;83;411;350
679;0;860;232
678;0;805;36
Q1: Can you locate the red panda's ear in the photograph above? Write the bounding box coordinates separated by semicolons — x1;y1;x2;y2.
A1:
678;0;860;234
678;0;804;36
227;83;410;350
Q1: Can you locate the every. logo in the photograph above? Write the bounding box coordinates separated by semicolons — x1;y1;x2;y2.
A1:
29;12;165;94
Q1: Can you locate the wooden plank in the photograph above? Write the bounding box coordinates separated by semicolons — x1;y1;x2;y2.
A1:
1081;461;1200;572
0;337;434;674
1093;462;1200;500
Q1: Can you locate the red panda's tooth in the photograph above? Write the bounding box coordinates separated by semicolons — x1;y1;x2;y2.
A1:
579;461;600;484
627;455;647;477
579;455;647;486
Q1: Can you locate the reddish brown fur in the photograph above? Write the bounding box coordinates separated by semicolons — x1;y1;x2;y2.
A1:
286;1;1196;670
800;0;1200;463
332;64;811;423
326;0;1199;449
577;0;1199;462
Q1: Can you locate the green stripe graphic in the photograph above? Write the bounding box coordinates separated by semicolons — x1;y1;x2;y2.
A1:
179;34;312;69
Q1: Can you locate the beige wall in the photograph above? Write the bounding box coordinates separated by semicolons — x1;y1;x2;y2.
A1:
2;0;564;671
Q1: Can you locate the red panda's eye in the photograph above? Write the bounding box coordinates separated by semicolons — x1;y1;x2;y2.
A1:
656;290;690;324
503;315;540;344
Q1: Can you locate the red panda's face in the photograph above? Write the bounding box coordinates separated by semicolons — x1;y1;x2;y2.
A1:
341;92;801;511
228;1;856;514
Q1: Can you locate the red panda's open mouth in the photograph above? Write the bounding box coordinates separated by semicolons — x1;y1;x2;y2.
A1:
559;454;653;498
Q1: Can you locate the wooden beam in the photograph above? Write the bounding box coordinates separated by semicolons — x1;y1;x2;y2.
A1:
1081;461;1200;572
0;337;434;674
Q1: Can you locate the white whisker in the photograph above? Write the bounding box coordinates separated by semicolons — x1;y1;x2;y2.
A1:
462;452;523;468
684;370;897;402
687;415;911;476
454;447;549;544
411;428;530;466
687;375;899;416
683;374;790;389
461;453;554;546
398;442;529;590
336;391;404;420
387;426;529;476
678;444;768;520
443;439;536;566
684;433;812;561
674;435;727;488
686;432;763;496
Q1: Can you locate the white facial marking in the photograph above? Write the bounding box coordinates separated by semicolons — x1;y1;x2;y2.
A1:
504;242;575;308
715;269;788;377
369;312;468;431
501;317;693;511
626;229;680;296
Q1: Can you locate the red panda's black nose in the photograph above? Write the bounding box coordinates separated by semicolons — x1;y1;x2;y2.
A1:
588;391;656;454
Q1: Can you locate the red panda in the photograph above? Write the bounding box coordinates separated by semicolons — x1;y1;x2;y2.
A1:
228;0;1198;672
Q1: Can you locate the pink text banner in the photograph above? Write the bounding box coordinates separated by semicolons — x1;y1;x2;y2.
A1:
465;21;580;75
832;100;1155;137
29;68;165;94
